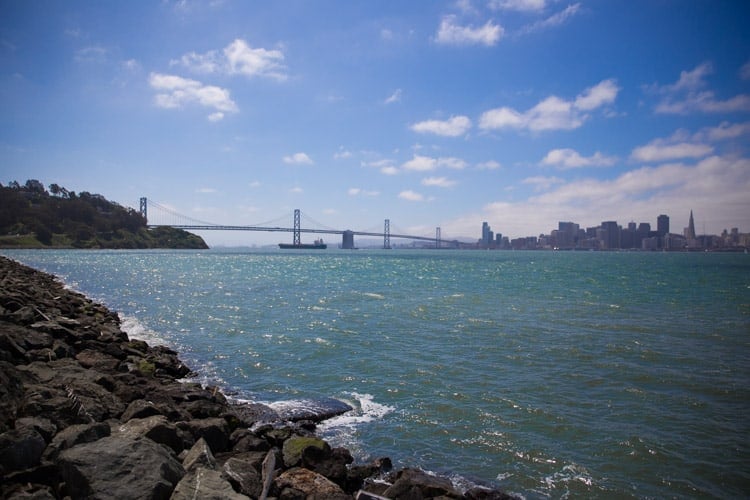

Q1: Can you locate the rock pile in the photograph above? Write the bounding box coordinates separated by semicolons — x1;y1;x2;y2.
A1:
0;255;513;499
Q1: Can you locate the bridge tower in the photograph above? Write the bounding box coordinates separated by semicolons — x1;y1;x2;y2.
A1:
436;227;441;249
383;219;391;249
293;209;301;246
139;197;147;223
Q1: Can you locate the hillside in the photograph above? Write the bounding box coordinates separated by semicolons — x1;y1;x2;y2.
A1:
0;180;208;249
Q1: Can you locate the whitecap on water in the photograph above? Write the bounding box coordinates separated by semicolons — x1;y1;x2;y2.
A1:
120;314;166;345
317;392;395;455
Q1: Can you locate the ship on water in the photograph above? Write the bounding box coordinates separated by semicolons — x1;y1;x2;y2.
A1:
278;238;327;249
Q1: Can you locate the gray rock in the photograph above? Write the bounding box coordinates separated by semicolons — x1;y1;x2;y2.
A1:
58;435;184;499
182;437;217;472
170;466;249;500
116;415;190;454
0;426;46;475
43;421;110;461
273;467;350;500
383;467;462;499
222;456;263;498
178;417;230;453
121;399;162;421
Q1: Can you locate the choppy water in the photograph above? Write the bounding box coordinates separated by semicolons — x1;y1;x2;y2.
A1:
4;248;749;498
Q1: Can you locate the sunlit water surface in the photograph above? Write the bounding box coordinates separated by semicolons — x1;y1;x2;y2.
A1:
5;249;749;498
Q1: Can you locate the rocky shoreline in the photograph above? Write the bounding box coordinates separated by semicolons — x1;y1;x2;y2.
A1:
0;255;513;499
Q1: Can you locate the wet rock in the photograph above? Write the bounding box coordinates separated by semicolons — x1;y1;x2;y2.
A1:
57;435;184;499
230;428;271;452
269;397;353;423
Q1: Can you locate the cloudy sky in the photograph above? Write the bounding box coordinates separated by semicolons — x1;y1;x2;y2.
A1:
2;1;749;246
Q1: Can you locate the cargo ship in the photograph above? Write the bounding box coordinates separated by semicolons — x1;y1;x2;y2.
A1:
278;238;327;249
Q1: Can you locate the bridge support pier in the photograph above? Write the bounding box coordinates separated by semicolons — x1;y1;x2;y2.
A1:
384;219;391;249
342;230;355;249
139;197;147;223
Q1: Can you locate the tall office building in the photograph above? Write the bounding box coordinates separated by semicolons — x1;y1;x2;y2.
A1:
481;222;493;247
657;214;669;236
601;221;621;250
686;210;696;240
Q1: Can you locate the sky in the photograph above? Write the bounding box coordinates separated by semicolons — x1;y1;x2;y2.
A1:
1;0;749;246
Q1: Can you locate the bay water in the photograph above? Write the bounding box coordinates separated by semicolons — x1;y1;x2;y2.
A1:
4;249;749;498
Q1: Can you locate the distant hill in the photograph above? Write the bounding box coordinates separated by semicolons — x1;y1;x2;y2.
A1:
0;180;208;249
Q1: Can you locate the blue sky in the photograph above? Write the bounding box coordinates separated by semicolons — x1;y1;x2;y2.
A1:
2;0;749;246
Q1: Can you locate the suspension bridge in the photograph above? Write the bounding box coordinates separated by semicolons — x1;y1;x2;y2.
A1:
140;198;455;249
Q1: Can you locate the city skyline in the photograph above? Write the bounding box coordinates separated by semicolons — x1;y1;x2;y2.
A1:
1;2;749;247
478;208;749;250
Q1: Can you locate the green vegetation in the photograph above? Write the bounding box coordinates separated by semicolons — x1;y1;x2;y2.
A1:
0;180;208;249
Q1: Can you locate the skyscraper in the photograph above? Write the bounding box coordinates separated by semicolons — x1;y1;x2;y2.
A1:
657;214;669;236
686;210;696;240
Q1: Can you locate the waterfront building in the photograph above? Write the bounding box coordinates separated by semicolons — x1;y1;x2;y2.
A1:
601;221;621;250
657;214;669;236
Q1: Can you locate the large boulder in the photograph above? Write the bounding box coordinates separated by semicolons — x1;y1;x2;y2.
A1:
222;457;263;498
57;435;184;499
116;415;191;454
0;426;46;475
170;466;249;500
282;435;330;468
273;467;350;499
43;421;110;461
382;468;463;499
181;437;217;472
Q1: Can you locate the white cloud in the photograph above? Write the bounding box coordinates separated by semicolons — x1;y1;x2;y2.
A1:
697;121;750;141
384;89;402;104
411;115;472;137
173;38;287;81
479;79;619;132
490;0;546;12
522;175;564;191
195;187;217;193
541;148;616;169
631;136;713;163
399;190;425;201
402;155;467;172
334;147;352;159
290;187;304;194
348;188;380;196
283;152;314;165
650;62;750;114
381;166;400;176
224;39;287;80
75;46;107;63
518;3;581;35
574;79;620;110
477;160;502;170
207;112;224;122
149;72;237;120
403;155;436;172
461;155;750;240
422;176;457;187
435;15;503;46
